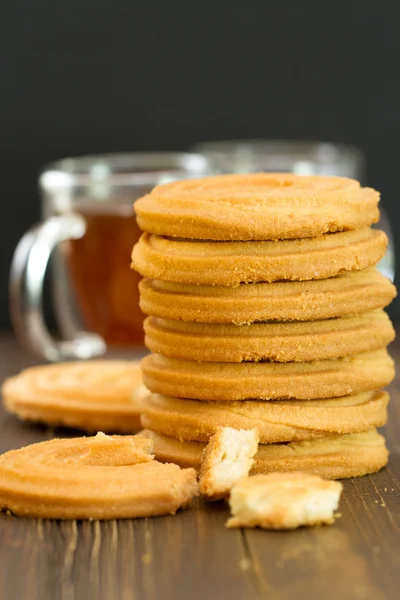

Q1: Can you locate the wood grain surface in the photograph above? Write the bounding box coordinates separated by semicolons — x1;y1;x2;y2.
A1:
0;334;398;600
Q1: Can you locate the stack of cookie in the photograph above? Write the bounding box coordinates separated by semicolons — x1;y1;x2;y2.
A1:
132;174;396;479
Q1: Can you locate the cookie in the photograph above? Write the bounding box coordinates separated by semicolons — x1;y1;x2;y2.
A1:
144;310;394;362
199;427;259;500
139;269;396;323
2;361;144;433
139;390;389;444
132;228;387;285
226;473;343;529
135;173;380;240
0;433;198;519
141;350;394;401
142;429;389;480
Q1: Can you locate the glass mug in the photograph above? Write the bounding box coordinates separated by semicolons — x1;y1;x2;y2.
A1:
10;152;213;361
192;139;395;280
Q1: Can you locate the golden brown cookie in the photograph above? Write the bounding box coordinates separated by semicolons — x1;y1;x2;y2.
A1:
142;429;388;480
132;228;387;285
144;310;394;362
135;173;380;240
0;433;198;519
139;390;389;444
139;269;396;323
199;427;259;500
226;473;343;529
2;361;144;433
141;350;394;401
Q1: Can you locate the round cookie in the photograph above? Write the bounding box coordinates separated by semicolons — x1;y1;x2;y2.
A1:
139;268;396;323
141;350;394;402
144;310;394;362
135;173;380;240
2;361;145;433
132;228;387;285
142;429;388;480
0;433;198;519
139;390;389;444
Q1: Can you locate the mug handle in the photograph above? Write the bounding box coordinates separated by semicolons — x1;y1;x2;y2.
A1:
9;214;107;361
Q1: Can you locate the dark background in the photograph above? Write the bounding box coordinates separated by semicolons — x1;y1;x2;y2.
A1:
2;0;400;328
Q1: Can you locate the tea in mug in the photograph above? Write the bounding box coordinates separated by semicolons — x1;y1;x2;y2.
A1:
63;207;144;346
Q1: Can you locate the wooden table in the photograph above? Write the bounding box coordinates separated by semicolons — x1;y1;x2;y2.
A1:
0;334;398;600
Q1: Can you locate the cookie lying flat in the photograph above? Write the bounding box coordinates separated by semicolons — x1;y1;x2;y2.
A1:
139;269;396;323
141;350;394;401
144;311;394;362
132;228;387;285
139;390;389;444
226;473;343;529
135;173;380;240
142;429;389;480
199;428;259;500
2;361;144;433
0;433;198;519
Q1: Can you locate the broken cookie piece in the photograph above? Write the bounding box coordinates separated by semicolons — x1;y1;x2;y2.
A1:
0;433;198;519
199;427;259;500
226;472;343;529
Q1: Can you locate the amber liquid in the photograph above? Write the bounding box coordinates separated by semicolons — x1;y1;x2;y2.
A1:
63;208;144;346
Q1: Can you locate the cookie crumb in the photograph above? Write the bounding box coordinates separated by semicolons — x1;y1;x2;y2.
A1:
239;558;251;571
142;553;152;564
